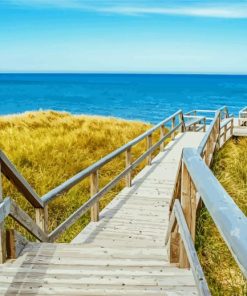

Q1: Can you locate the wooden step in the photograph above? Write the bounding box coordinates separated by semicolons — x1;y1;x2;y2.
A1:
0;283;198;296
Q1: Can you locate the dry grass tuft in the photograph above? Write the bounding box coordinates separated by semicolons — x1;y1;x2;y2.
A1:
196;137;247;296
0;111;164;242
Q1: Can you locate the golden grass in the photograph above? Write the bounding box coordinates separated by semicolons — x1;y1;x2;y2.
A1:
0;111;164;242
196;137;247;296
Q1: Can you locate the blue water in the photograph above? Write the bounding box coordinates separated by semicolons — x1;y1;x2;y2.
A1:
0;74;246;123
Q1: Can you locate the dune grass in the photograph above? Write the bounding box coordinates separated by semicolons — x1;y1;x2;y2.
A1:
196;137;247;296
0;111;164;242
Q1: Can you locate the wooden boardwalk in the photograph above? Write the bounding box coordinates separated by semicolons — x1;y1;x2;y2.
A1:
0;132;205;295
1;107;246;296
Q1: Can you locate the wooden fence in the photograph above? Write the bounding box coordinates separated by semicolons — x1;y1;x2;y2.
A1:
1;109;198;261
0;106;246;296
166;107;246;295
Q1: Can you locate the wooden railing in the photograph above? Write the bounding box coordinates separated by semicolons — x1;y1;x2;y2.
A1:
239;106;247;126
0;110;184;262
183;115;206;132
165;199;210;295
167;107;246;295
1;105;245;293
185;106;229;119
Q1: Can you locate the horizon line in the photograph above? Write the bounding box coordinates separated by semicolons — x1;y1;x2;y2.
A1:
1;72;247;76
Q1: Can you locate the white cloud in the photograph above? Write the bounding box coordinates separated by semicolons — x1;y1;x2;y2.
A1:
6;0;247;19
100;6;247;18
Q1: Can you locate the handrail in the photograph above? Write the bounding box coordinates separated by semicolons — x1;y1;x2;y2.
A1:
184;115;205;119
0;109;184;251
166;200;211;296
186;106;229;118
48;123;182;241
197;110;220;157
167;106;246;294
184;115;205;123
220;117;234;129
0;197;48;242
0;198;11;224
42;109;183;204
0;151;44;208
183;148;247;278
239;106;247;116
184;116;206;132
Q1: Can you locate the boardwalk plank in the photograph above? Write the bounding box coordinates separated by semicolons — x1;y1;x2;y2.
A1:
0;132;205;296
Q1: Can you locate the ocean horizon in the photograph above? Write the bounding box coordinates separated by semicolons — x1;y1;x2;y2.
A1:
0;73;246;123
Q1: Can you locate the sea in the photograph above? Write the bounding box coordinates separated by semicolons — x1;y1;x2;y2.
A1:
0;73;246;123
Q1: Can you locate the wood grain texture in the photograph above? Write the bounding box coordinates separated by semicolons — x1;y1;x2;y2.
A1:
0;165;6;264
125;148;132;187
6;230;28;259
9;200;48;242
0;151;43;208
90;171;99;222
0;131;207;295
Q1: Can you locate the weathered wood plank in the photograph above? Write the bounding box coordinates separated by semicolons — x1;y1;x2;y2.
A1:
0;131;206;296
146;134;152;165
35;206;48;233
179;163;191;268
174;200;211;296
0;167;7;264
9;199;48;242
6;230;28;259
125;148;132;187
183;148;247;278
91;170;99;222
0;151;43;208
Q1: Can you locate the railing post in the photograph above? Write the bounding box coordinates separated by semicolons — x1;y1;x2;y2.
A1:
171;117;175;140
146;134;152;165
193;123;196;132
203;118;206;132
35;206;48;234
160;125;165;151
90;170;99;222
179;162;191;268
230;118;234;136
169;224;180;263
179;113;184;133
0;164;6;264
169;164;182;264
224;124;227;143
125;148;132;187
216;115;221;150
190;182;197;242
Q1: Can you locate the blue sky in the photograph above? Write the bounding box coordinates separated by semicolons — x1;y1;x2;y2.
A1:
0;0;247;73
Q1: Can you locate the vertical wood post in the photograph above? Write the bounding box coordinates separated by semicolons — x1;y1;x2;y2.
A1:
193;123;196;132
125;148;132;187
203;118;206;132
160;125;165;151
230;118;234;136
179;113;184;133
0;163;6;264
171;117;175;140
224;125;227;143
35;206;48;234
179;162;191;268
208;132;214;166
169;224;180;263
90;170;99;222
190;181;197;242
146;134;152;166
215;116;221;151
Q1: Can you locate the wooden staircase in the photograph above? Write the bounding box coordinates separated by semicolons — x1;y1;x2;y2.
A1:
0;107;246;296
